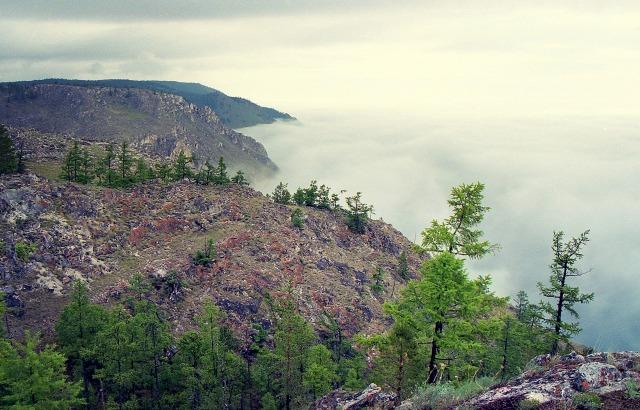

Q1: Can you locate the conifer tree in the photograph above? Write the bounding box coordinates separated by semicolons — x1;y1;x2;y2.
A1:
0;332;84;409
0;125;18;175
538;230;594;355
303;180;319;206
303;345;337;399
213;156;230;184
317;184;331;209
419;182;498;259
61;141;82;182
272;182;292;204
345;192;373;234
155;161;172;183
117;141;134;186
97;144;117;187
173;150;192;181
231;170;249;185
55;281;108;405
397;251;409;280
293;188;306;206
371;267;385;295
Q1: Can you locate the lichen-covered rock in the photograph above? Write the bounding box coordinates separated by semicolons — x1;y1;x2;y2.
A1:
459;351;640;410
310;384;397;410
572;362;622;392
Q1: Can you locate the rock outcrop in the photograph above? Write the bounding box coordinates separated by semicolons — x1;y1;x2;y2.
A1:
0;83;277;178
310;384;397;410
459;351;640;409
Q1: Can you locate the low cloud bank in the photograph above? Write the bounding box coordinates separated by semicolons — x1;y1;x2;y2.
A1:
244;112;640;351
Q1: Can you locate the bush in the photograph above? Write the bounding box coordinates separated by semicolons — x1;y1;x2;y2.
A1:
15;241;37;262
518;399;541;409
626;379;640;398
572;392;602;409
192;238;216;266
291;208;304;229
410;377;495;409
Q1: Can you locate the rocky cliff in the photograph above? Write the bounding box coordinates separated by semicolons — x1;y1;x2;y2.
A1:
0;172;422;345
0;83;276;178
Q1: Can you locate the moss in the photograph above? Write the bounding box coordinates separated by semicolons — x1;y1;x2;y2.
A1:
15;241;37;262
517;399;541;409
572;392;603;410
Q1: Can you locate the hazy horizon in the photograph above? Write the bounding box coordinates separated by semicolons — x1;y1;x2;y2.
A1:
2;1;639;350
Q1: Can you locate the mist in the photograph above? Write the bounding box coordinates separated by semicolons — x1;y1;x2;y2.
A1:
243;111;640;351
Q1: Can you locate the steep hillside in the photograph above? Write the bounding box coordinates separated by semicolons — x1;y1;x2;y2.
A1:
0;83;276;178
0;171;422;345
1;79;295;128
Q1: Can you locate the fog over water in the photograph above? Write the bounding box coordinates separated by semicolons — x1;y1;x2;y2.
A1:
243;112;640;351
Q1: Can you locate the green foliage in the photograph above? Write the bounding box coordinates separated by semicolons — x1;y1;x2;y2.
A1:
213;156;230;184
95;143;118;187
293;187;306;206
291;208;304;229
303;345;338;399
0;125;18;175
625;379;640;398
371;266;385;295
0;332;84;409
397;250;410;280
61;141;92;183
345;192;373;234
261;392;277;410
117;141;135;186
410;377;495;410
572;392;603;409
272;182;292;205
192;238;216;266
128;273;151;301
173;149;193;180
14;241;37;262
537;230;593;355
231;170;249;185
419;182;498;259
518;398;542;409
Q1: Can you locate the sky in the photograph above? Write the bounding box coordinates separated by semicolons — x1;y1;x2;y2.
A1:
1;1;639;350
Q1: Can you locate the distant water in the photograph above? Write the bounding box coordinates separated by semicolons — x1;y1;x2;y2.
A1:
240;112;640;351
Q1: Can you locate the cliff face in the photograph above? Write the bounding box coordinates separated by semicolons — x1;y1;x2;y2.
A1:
0;172;422;345
0;83;276;177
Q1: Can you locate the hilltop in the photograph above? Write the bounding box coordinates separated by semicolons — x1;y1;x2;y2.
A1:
0;171;420;344
0;82;278;178
1;79;294;129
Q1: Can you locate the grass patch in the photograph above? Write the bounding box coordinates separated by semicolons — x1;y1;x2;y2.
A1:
409;377;495;410
26;160;62;180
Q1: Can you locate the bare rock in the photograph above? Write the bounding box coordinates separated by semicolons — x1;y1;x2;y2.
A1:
310;384;397;410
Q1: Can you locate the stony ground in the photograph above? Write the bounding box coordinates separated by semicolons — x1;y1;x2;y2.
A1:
458;351;640;409
0;172;423;347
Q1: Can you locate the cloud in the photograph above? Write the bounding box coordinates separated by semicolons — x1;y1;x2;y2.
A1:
245;113;640;351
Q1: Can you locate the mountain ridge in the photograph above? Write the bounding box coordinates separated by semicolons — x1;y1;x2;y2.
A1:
0;78;295;129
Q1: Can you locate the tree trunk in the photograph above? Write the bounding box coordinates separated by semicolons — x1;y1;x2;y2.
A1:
427;321;443;384
551;265;568;355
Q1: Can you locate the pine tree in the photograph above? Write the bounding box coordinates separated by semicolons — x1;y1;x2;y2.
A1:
538;230;594;355
61;141;82;182
231;170;249;185
303;180;319;206
371;267;385;295
173;150;192;181
55;281;108;406
155;161;172;183
0;332;84;409
117;141;134;187
317;184;331;209
419;182;498;259
97;144;117;187
78;148;93;184
291;208;304;229
397;251;409;280
303;345;337;399
213;156;230;184
293;188;306;206
345;192;373;234
386;252;505;384
0;125;18;175
272;182;292;204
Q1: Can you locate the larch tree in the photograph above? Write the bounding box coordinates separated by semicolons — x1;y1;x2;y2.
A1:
419;182;498;259
538;230;594;355
0;125;18;175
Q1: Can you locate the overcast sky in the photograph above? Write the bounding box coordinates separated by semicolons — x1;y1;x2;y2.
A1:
2;1;640;118
2;1;640;350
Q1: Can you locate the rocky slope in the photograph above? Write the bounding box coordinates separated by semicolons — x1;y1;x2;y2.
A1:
456;351;640;410
0;172;422;346
2;79;295;128
0;83;276;178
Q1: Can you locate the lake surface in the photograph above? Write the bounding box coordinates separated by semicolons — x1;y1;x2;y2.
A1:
241;111;640;351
